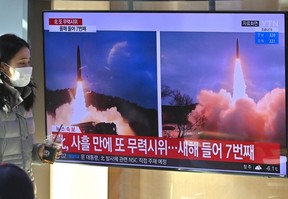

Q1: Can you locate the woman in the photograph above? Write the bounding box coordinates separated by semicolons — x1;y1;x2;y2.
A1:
0;163;35;199
0;34;44;187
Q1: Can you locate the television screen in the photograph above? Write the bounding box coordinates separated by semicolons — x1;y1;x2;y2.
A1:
42;11;287;177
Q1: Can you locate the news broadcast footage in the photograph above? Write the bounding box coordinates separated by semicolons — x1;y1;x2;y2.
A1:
43;11;287;177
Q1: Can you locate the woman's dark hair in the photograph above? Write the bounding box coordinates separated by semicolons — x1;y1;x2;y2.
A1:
0;34;30;64
0;34;36;111
0;163;35;199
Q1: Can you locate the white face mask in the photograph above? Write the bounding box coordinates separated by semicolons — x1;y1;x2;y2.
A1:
3;63;33;87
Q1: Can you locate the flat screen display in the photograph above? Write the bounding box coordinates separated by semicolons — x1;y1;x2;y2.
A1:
42;11;287;177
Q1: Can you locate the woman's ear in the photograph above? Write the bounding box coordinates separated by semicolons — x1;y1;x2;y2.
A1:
0;62;10;77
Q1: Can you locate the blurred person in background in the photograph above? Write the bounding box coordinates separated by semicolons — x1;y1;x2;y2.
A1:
0;163;35;199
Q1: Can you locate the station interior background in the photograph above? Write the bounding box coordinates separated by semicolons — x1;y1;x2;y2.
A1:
1;0;288;198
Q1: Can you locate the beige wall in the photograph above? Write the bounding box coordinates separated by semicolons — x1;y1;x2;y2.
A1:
30;0;288;199
51;0;110;10
109;168;288;199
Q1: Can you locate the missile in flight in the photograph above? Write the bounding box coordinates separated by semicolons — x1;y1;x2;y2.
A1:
236;39;239;59
77;45;82;81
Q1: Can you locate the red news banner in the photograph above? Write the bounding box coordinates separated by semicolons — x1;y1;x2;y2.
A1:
53;131;280;165
49;18;83;25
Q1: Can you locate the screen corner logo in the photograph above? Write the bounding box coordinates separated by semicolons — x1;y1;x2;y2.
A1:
241;20;259;27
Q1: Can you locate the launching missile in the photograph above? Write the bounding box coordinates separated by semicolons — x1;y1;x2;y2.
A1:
236;39;239;59
77;45;82;81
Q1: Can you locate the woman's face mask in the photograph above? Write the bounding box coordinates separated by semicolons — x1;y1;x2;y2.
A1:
2;63;33;87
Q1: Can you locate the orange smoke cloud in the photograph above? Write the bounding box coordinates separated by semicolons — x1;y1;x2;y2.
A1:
189;88;286;146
